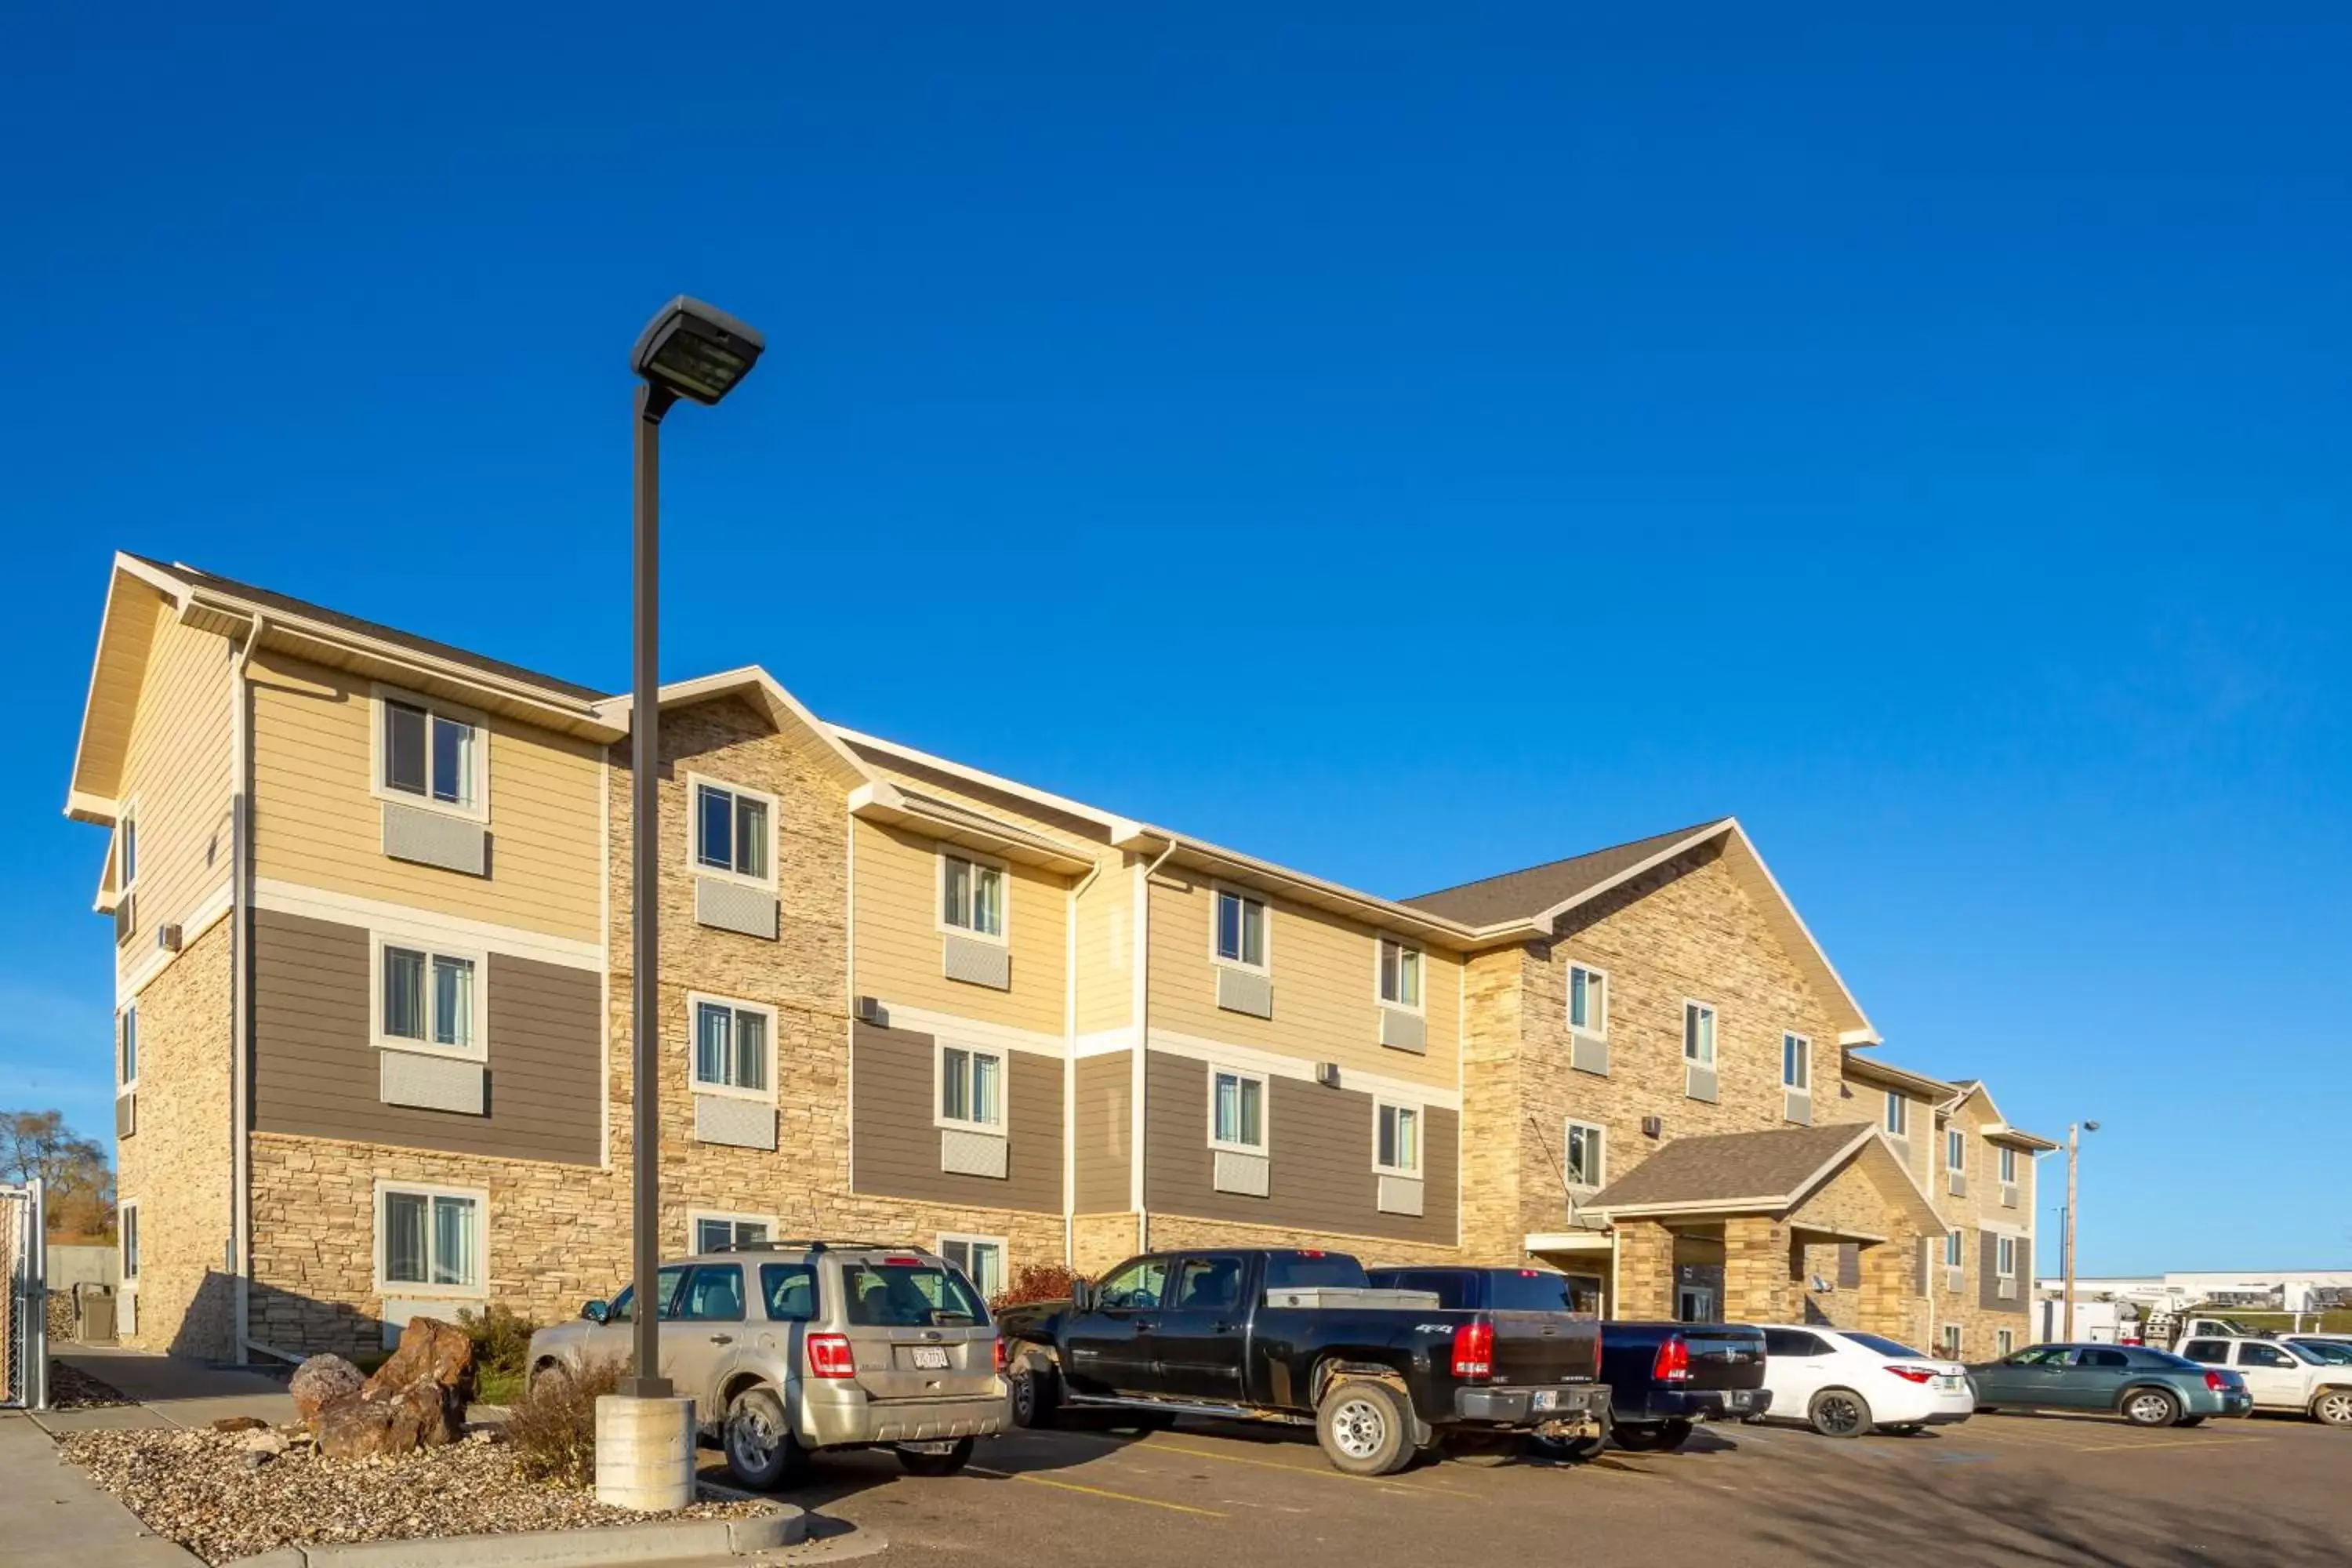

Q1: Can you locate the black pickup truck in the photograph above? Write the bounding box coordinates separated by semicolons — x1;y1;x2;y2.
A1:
996;1247;1607;1475
1586;1321;1771;1452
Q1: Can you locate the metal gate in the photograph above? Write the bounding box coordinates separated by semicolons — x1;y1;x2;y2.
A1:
1;1180;45;1410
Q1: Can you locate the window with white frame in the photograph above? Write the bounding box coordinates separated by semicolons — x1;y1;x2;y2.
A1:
1214;888;1267;971
120;1201;140;1280
1564;1120;1606;1189
692;996;771;1096
938;1042;1005;1131
119;1005;139;1089
376;1182;485;1293
118;804;140;892
693;778;773;883
691;1213;772;1254
377;939;482;1058
1375;1101;1421;1176
1996;1329;2014;1356
1941;1323;1962;1357
1947;1128;1966;1172
1782;1032;1809;1090
1210;1067;1266;1152
1944;1229;1965;1270
1999;1145;2018;1183
1682;1002;1716;1065
941;1235;1005;1300
1568;965;1607;1036
1996;1235;2016;1279
379;692;484;814
940;852;1006;939
1884;1091;1908;1137
1378;938;1422;1010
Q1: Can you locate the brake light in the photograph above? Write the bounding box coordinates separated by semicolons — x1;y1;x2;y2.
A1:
807;1333;856;1379
993;1336;1007;1375
1518;1269;1541;1277
884;1254;923;1266
2205;1370;2228;1392
1653;1335;1690;1383
1298;1250;1327;1259
1886;1366;1936;1385
1451;1321;1494;1381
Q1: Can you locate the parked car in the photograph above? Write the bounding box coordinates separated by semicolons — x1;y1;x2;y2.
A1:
1752;1325;1972;1437
2177;1335;2352;1427
1566;1321;1770;1454
1966;1342;2251;1427
996;1247;1608;1475
2283;1336;2352;1367
526;1240;1006;1487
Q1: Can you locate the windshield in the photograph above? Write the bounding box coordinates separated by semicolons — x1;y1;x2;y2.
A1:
1263;1252;1369;1290
1487;1270;1603;1313
842;1261;988;1327
2291;1341;2352;1364
2283;1341;2336;1365
1843;1332;1927;1359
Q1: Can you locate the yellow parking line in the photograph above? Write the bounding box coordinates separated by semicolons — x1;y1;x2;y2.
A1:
2070;1436;2267;1454
1143;1440;1432;1494
1959;1422;2082;1449
968;1465;1229;1516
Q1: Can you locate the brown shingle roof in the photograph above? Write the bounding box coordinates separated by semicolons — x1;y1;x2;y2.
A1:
1403;818;1731;925
1585;1123;1871;1210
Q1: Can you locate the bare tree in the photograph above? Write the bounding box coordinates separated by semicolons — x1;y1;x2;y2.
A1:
0;1109;115;1238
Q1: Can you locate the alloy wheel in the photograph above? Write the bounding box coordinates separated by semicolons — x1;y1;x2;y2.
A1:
1328;1397;1389;1459
728;1406;779;1469
1817;1394;1865;1436
2125;1392;2175;1426
2314;1391;2352;1426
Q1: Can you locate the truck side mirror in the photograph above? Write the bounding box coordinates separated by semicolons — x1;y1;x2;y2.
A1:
582;1299;610;1324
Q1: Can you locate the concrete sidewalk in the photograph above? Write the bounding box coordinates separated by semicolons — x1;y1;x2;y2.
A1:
0;1410;201;1566
44;1346;296;1432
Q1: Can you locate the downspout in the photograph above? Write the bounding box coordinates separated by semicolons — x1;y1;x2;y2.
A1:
1131;837;1178;1253
1062;858;1102;1269
230;614;261;1363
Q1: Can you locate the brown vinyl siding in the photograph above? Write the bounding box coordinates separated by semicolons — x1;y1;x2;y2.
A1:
1141;1052;1457;1247
1072;1053;1131;1211
251;909;601;1165
850;1022;1064;1213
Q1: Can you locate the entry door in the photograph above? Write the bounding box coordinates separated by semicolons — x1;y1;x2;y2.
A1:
1677;1285;1719;1323
1149;1255;1250;1403
1062;1257;1168;1396
2231;1341;2306;1409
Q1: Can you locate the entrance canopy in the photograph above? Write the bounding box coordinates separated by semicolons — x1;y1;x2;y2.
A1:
1581;1122;1943;1233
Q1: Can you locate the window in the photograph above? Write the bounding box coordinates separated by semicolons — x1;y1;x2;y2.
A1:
1940;1323;1962;1357
1210;1068;1266;1152
376;1182;485;1294
608;1265;690;1323
1764;1328;1830;1358
1884;1091;1908;1138
844;1261;985;1327
676;1265;747;1322
120;1201;140;1280
1999;1145;2018;1183
2181;1340;2230;1366
940;853;1006;938
1845;1331;1928;1359
1378;938;1422;1009
1782;1032;1809;1090
2238;1343;2293;1370
2078;1348;2129;1370
691;996;772;1097
940;1236;1006;1301
1944;1230;1965;1269
1568;965;1608;1035
1094;1257;1170;1311
1487;1270;1604;1315
1682;1002;1716;1065
1995;1236;2017;1278
1997;1330;2014;1356
693;778;773;884
691;1213;771;1254
1214;887;1267;971
119;1006;139;1088
938;1043;1006;1131
1263;1252;1368;1290
1564;1120;1606;1189
118;804;140;891
1947;1129;1965;1172
378;691;484;815
1172;1256;1243;1313
1375;1102;1421;1176
760;1263;821;1322
376;938;483;1058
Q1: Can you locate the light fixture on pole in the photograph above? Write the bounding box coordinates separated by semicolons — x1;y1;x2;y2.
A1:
597;296;764;1512
2060;1120;2099;1343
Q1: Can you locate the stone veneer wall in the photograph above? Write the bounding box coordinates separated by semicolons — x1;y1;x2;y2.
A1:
115;920;234;1358
1458;947;1527;1261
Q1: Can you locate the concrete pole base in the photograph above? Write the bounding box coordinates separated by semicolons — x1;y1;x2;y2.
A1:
593;1393;698;1512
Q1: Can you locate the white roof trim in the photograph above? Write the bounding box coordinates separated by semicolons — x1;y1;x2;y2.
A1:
594;667;873;790
831;726;1126;833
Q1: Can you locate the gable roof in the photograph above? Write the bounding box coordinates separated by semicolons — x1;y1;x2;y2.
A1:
591;667;874;794
1409;816;1879;1044
1584;1121;1942;1232
1942;1079;2060;1151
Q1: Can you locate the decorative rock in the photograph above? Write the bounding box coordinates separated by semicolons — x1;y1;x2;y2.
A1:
315;1380;459;1461
242;1428;291;1456
290;1355;365;1423
211;1415;269;1433
365;1318;474;1400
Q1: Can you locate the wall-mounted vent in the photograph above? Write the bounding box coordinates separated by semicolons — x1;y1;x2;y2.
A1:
155;924;183;954
1314;1062;1341;1089
855;996;888;1029
1641;1115;1663;1140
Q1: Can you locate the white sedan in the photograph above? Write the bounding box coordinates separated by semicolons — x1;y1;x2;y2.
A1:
1754;1325;1976;1437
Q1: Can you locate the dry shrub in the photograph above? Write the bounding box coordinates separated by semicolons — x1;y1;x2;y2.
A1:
991;1261;1082;1312
458;1303;539;1403
504;1356;623;1487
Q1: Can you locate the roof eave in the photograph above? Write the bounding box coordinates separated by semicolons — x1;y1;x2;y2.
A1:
593;669;872;790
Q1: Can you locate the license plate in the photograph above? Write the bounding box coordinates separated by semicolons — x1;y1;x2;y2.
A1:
1936;1375;1961;1390
1534;1388;1563;1412
1722;1390;1751;1409
910;1346;951;1370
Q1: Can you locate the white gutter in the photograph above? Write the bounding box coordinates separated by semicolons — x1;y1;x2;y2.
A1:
227;612;260;1365
1062;856;1104;1269
1131;837;1179;1251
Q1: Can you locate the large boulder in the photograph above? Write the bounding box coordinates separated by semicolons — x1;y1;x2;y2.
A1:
291;1354;366;1423
365;1317;474;1401
315;1378;460;1461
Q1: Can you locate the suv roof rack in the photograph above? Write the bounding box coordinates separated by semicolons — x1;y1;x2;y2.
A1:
708;1239;908;1254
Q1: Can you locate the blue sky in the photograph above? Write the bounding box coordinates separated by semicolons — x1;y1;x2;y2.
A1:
3;5;2345;1274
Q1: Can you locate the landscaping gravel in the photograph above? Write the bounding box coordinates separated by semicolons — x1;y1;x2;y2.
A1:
47;1358;136;1408
57;1425;771;1566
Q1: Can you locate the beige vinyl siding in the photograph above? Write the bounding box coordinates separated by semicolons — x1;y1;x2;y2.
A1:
1072;1053;1131;1212
1141;1052;1457;1247
858;753;1112;853
851;818;1068;1036
1073;855;1132;1036
249;909;601;1165
249;651;603;942
115;603;234;983
1145;873;1459;1089
848;1022;1064;1213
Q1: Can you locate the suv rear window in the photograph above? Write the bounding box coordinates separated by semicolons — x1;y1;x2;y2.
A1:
1486;1269;1601;1313
1262;1252;1369;1291
843;1261;988;1327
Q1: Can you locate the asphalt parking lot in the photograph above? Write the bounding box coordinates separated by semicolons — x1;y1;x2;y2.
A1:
728;1410;2352;1568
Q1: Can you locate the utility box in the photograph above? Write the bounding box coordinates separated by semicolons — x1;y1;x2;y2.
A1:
77;1283;117;1345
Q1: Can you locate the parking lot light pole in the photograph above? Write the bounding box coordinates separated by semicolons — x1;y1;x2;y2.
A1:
2060;1120;2100;1343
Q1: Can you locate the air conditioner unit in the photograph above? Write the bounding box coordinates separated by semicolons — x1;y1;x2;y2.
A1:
1641;1116;1663;1140
1314;1062;1341;1089
854;996;887;1029
156;924;183;953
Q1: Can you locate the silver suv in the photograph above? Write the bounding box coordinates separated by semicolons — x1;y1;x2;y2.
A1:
526;1240;1006;1486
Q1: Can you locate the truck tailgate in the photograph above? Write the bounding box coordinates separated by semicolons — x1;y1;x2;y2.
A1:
1671;1327;1767;1390
1489;1312;1602;1385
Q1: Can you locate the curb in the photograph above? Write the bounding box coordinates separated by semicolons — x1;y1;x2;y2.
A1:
225;1505;804;1567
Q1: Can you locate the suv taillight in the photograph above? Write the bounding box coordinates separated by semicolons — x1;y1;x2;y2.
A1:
2205;1370;2229;1392
1653;1334;1690;1383
993;1336;1007;1375
808;1332;857;1379
1451;1321;1494;1381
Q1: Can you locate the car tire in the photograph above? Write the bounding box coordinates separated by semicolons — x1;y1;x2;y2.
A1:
1611;1418;1693;1453
2310;1389;2352;1428
1879;1422;1925;1436
1808;1388;1872;1439
1443;1432;1519;1468
2176;1416;2206;1428
1528;1432;1607;1461
897;1438;975;1477
724;1387;808;1490
2120;1387;2182;1428
527;1359;570;1399
1009;1363;1061;1429
1316;1377;1415;1476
